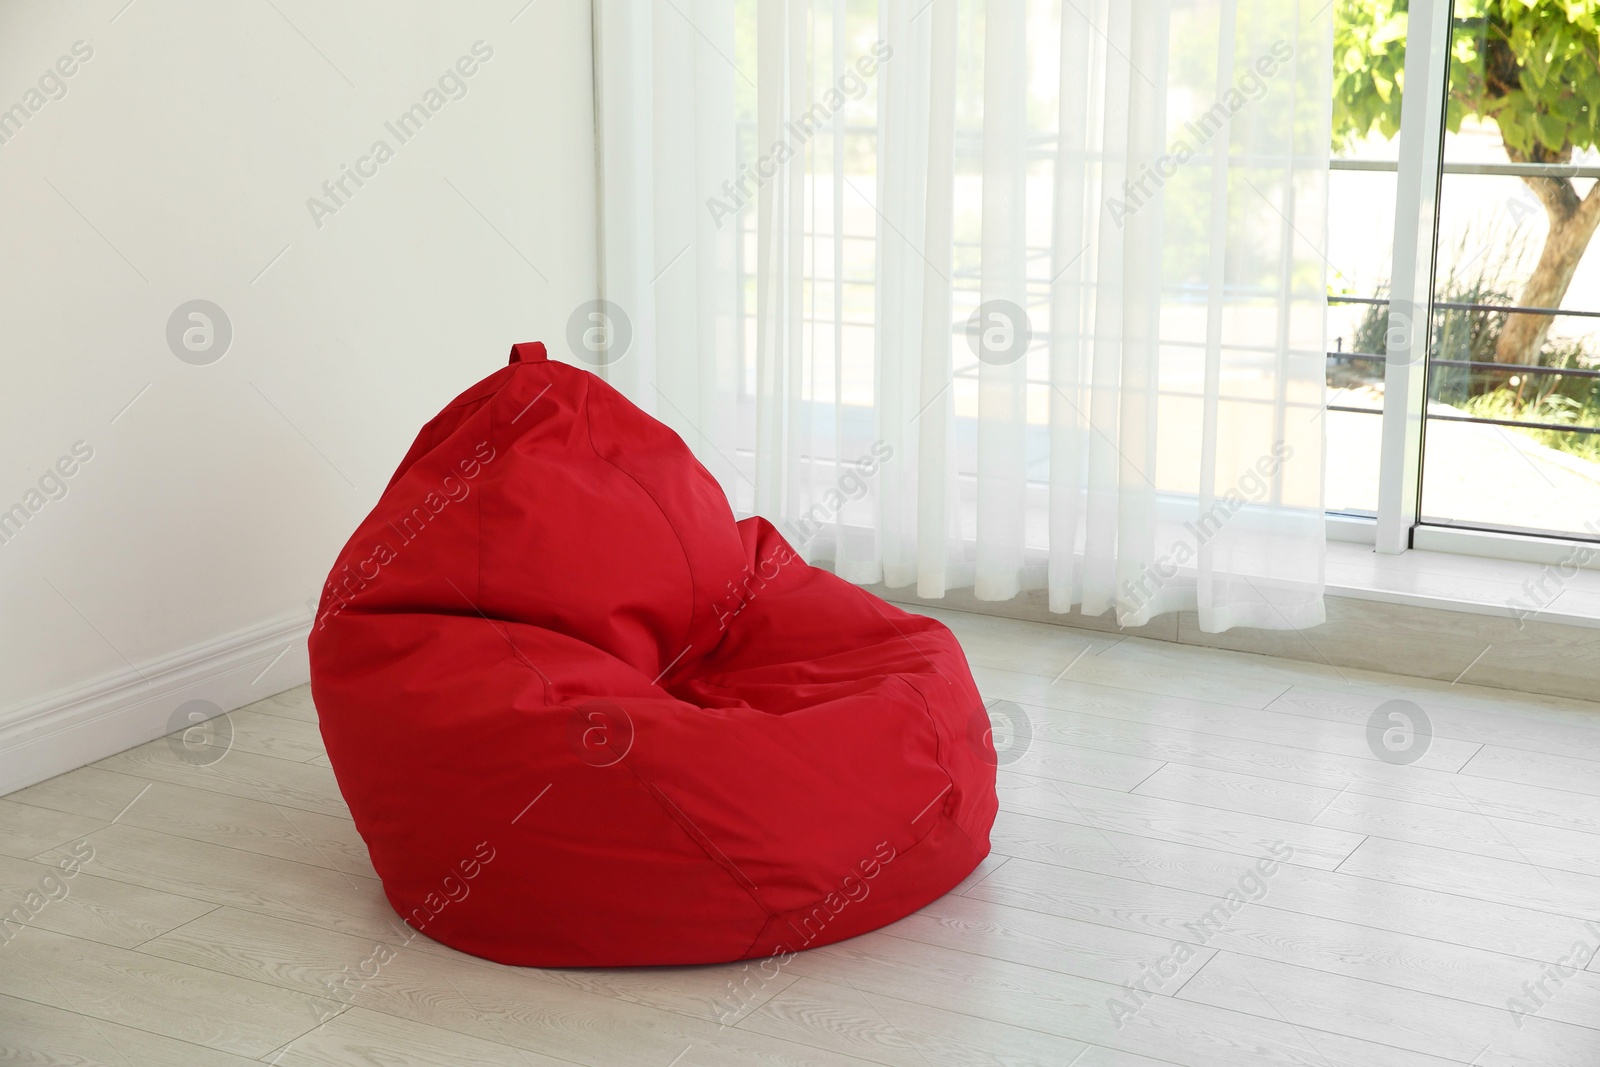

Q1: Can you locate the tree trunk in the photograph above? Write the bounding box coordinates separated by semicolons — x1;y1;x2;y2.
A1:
1494;156;1600;365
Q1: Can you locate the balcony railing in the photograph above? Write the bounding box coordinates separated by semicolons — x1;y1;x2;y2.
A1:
1326;295;1600;436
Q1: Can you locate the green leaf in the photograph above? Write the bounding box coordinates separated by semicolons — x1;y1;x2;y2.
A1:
1335;0;1600;154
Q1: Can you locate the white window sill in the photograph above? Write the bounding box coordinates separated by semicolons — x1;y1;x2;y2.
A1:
1325;535;1600;630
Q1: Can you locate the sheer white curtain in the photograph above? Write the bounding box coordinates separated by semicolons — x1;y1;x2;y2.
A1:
594;0;1331;633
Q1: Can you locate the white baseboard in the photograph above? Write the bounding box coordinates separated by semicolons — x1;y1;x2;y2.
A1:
0;610;312;796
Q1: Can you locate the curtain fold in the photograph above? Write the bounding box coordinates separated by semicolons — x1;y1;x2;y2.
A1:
595;0;1332;633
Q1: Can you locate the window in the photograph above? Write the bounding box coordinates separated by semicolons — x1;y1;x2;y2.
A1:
1331;0;1600;555
710;1;1599;576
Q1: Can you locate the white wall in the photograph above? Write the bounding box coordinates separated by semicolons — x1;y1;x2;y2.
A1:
0;0;599;792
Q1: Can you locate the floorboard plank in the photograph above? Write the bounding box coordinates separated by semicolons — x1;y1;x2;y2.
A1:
10;767;373;877
776;930;1463;1067
1460;745;1600;798
974;665;1481;772
1266;684;1600;763
142;905;799;1033
879;891;1216;988
248;685;321;724
0;800;102;860
0;991;263;1067
1001;738;1166;792
9;764;162;822
222;708;328;763
0;852;216;950
1335;836;1600;923
266;1006;584;1067
984;693;1600;836
986;808;1597;963
1131;761;1600;879
1096;633;1600;729
965;856;1597;1025
93;738;349;819
998;774;1366;870
739;975;1096;1067
1271;679;1600;742
1178;950;1600;1066
32;824;398;945
0;926;340;1058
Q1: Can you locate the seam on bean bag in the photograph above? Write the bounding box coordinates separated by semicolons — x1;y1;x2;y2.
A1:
894;672;960;840
579;372;699;681
624;760;777;935
481;375;555;703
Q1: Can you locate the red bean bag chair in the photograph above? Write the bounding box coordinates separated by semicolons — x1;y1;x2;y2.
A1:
308;341;997;967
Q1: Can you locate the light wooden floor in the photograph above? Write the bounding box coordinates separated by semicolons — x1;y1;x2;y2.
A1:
4;606;1600;1066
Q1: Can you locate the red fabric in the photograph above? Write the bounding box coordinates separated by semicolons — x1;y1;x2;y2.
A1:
309;342;997;966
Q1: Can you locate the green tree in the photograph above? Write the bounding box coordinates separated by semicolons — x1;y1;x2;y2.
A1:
1334;0;1600;365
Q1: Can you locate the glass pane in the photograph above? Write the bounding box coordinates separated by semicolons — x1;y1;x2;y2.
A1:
1325;0;1410;515
1419;3;1600;540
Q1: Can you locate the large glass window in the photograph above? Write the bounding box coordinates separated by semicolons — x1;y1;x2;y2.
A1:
726;1;1600;559
1418;1;1600;539
1332;0;1600;549
1327;0;1409;516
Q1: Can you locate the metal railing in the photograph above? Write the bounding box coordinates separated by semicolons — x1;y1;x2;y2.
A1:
1326;294;1600;437
1330;158;1600;179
